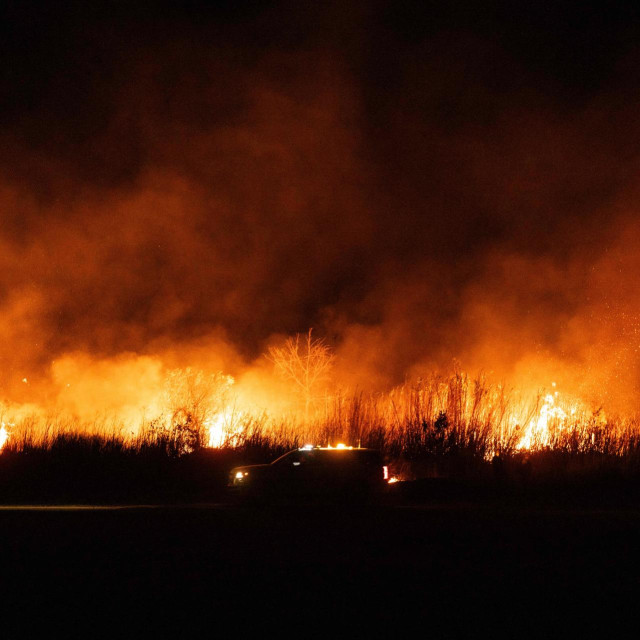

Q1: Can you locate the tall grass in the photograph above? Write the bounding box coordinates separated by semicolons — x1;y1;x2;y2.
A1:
3;371;640;491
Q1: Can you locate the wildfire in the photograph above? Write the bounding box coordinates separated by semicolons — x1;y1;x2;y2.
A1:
0;359;614;459
516;384;579;450
205;408;245;448
0;422;10;451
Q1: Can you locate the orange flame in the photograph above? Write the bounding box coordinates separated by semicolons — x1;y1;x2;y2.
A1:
515;383;587;450
205;408;245;448
0;423;10;451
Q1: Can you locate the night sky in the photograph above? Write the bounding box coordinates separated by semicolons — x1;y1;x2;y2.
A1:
2;1;640;409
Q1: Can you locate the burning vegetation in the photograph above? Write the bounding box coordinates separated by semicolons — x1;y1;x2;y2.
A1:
1;329;639;495
3;3;640;500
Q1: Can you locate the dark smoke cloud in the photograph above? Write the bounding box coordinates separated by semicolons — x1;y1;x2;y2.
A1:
2;1;640;410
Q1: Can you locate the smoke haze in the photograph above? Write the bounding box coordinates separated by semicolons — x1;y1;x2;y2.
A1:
2;1;640;417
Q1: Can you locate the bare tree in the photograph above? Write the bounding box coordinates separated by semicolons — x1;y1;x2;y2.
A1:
267;329;335;420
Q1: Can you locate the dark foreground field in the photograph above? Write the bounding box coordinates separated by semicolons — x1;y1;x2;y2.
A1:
1;499;640;637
